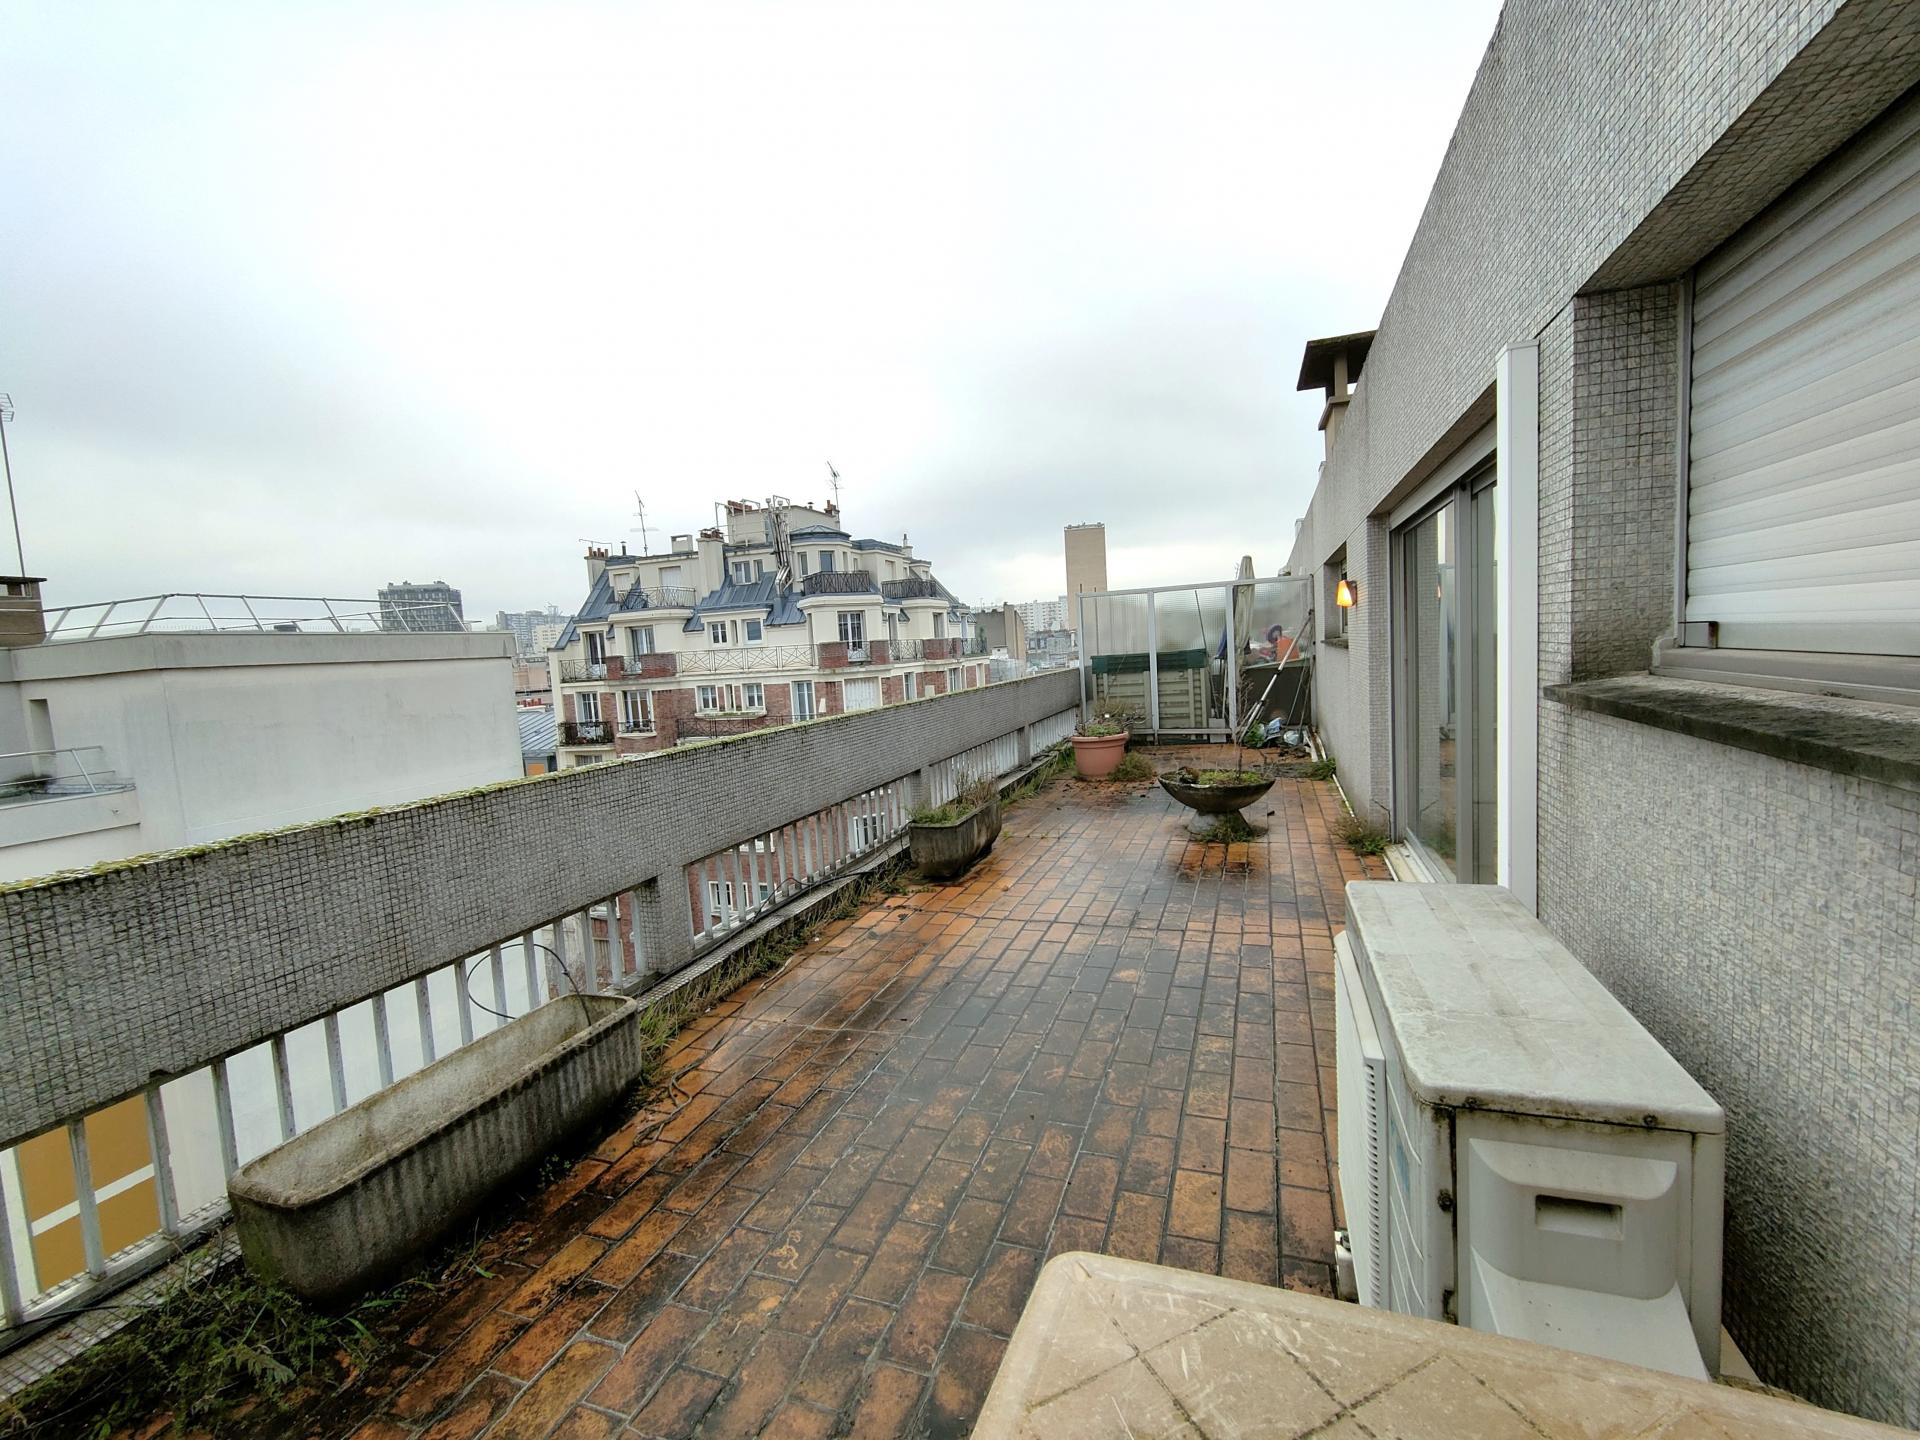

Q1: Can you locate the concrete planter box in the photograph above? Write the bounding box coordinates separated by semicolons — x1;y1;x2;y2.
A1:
1158;772;1275;815
909;799;1002;880
228;993;642;1305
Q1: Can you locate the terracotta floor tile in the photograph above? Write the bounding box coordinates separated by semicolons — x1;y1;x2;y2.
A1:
271;756;1382;1440
625;1368;722;1439
485;1341;615;1440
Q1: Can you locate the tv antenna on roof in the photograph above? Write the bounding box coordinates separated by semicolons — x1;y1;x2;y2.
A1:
631;491;652;555
825;461;842;512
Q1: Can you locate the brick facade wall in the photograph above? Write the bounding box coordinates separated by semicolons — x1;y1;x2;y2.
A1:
0;670;1080;1152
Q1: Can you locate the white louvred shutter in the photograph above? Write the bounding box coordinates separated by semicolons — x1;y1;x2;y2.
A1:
1688;94;1920;657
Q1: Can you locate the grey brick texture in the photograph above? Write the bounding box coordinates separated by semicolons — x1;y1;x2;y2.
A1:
1538;711;1920;1424
0;671;1079;1152
1280;0;1920;1424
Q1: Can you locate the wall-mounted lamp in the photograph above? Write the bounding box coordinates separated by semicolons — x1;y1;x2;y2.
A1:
1335;575;1357;609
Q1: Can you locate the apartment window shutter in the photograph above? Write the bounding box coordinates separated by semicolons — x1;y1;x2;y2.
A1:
1687;94;1920;657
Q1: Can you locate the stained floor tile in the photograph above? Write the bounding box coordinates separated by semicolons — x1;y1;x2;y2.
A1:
336;750;1383;1437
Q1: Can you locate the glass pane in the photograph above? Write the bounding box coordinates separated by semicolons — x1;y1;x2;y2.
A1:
1471;485;1499;884
1084;593;1150;729
1406;503;1459;876
1237;579;1313;734
1149;587;1228;732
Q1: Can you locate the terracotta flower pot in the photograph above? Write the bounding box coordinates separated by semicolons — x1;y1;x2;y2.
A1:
1071;732;1130;779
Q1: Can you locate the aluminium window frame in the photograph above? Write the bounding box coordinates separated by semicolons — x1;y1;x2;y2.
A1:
1390;459;1498;886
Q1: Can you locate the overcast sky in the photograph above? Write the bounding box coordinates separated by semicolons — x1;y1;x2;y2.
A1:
3;2;1501;620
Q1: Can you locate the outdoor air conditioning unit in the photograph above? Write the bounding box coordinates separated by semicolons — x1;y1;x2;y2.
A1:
1334;882;1725;1380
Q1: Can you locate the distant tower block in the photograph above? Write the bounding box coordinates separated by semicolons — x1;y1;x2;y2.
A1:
1063;523;1107;629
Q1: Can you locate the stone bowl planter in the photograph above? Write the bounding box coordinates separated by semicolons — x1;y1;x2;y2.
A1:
909;797;1002;880
1158;771;1276;815
1071;732;1130;779
228;993;642;1306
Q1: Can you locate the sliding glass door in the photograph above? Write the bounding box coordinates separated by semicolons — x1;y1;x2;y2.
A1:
1394;464;1497;883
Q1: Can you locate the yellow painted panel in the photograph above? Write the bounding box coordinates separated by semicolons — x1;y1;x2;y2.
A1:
30;1216;82;1292
97;1180;160;1258
85;1098;152;1187
17;1128;74;1219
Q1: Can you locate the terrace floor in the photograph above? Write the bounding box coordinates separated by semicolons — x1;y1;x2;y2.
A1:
334;749;1387;1440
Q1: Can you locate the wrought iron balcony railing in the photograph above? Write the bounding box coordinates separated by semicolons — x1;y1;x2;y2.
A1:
560;720;613;745
678;646;815;674
880;577;942;600
800;570;875;596
559;659;610;683
615;585;700;610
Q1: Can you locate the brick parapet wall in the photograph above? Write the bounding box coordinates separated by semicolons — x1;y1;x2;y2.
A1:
0;670;1078;1148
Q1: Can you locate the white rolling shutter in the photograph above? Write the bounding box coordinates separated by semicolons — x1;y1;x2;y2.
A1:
1687;93;1920;657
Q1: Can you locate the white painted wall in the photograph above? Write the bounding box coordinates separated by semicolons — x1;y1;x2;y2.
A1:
0;631;520;880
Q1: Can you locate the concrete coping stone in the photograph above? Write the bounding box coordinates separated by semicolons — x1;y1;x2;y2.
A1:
1546;675;1920;793
975;1252;1914;1439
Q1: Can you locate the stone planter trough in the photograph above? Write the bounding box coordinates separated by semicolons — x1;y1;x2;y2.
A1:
228;993;643;1305
909;798;1002;880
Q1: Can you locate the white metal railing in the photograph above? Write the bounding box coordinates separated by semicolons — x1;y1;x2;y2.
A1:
0;747;132;800
690;782;906;944
1031;708;1077;752
0;893;652;1340
923;732;1021;811
41;594;471;641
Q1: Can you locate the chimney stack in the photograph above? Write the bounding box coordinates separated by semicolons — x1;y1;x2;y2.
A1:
0;576;47;648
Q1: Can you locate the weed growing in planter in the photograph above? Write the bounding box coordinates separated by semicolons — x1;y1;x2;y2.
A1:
910;773;998;826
